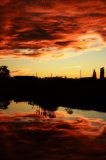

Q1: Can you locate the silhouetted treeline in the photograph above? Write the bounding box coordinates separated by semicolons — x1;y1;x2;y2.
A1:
0;76;106;111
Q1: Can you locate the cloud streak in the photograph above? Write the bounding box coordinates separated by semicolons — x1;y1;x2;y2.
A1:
0;112;106;160
0;0;106;59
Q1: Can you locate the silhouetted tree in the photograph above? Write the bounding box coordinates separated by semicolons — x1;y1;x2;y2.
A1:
0;66;10;79
100;67;105;80
92;69;97;79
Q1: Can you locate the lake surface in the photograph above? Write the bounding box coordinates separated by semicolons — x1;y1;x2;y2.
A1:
0;101;106;160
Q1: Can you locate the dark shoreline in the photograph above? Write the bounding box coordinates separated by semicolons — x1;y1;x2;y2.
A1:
0;77;106;112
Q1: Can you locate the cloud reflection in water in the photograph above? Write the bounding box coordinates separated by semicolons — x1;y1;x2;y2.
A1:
0;110;106;160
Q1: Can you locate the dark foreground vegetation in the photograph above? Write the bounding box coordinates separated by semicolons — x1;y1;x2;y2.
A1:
0;76;106;112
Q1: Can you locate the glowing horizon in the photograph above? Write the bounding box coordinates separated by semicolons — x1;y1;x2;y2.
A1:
0;0;106;78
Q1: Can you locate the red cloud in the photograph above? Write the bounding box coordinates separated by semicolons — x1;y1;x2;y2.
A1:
0;112;106;160
0;0;106;59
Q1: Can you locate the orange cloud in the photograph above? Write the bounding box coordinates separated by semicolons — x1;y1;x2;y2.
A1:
0;0;106;59
0;112;106;160
11;68;31;76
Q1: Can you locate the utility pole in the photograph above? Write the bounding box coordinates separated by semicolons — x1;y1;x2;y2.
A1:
36;72;37;77
80;70;81;79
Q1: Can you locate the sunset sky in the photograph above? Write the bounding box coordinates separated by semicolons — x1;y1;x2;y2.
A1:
0;0;106;78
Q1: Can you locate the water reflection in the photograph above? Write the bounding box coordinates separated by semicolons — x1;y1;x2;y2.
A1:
35;106;56;118
0;100;106;121
0;101;106;159
0;99;10;110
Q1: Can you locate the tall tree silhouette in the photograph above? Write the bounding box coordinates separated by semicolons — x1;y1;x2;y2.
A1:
0;66;10;79
100;67;105;80
92;69;97;79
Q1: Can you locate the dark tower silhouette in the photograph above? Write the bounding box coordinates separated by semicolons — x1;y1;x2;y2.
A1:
92;69;97;79
100;67;105;80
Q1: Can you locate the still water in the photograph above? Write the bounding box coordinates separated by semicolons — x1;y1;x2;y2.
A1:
0;101;106;160
0;101;106;121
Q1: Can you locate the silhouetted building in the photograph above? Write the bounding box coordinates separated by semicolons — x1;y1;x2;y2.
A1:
92;69;97;79
100;67;105;80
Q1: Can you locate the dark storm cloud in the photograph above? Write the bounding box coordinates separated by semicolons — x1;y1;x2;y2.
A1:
17;27;59;41
55;41;73;46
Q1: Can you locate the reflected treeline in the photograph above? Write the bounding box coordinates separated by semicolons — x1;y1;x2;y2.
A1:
0;77;106;112
0;98;10;110
0;94;106;113
34;105;56;118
